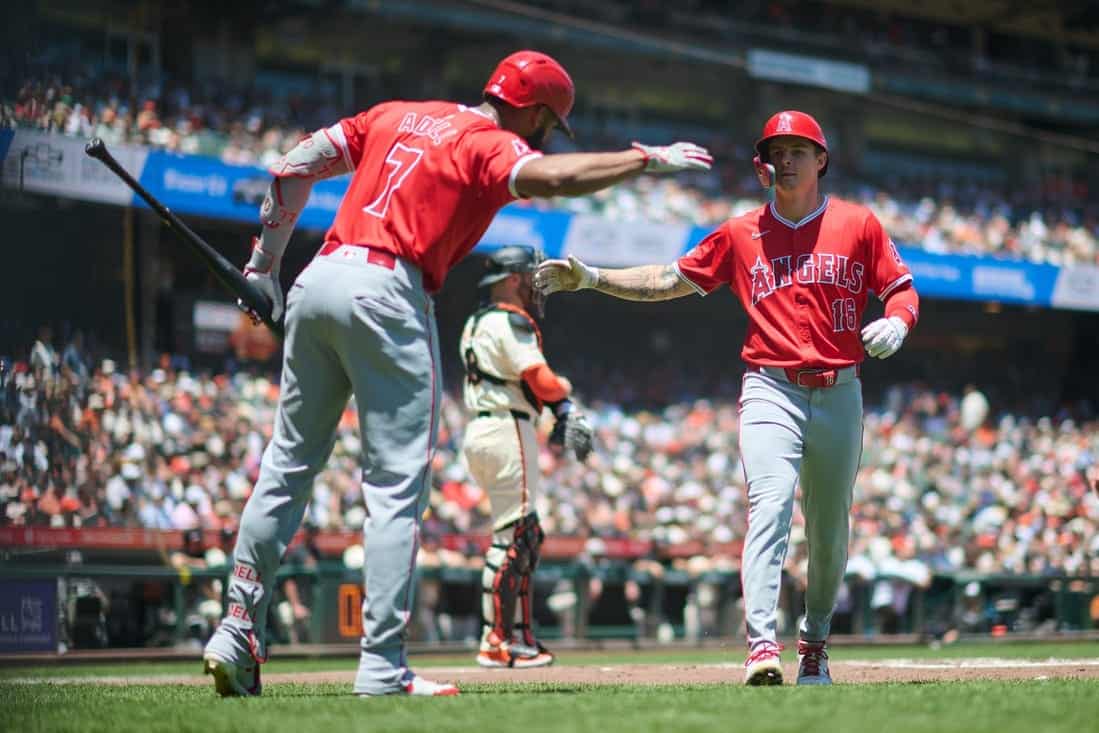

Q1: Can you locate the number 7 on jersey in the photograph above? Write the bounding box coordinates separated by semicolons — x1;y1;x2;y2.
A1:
364;143;423;218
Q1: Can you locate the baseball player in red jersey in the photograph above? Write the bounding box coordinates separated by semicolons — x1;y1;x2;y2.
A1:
536;110;919;686
201;50;712;698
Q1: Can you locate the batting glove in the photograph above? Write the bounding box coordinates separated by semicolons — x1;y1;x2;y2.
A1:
861;316;908;359
753;155;776;188
534;255;598;296
632;142;713;173
241;238;284;324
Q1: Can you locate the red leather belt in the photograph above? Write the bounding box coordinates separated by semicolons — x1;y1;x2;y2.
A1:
749;365;858;388
317;242;397;270
786;368;838;388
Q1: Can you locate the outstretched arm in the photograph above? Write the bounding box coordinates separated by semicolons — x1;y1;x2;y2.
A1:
515;142;712;199
535;256;695;302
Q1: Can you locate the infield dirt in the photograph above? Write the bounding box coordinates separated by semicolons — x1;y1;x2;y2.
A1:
40;657;1099;687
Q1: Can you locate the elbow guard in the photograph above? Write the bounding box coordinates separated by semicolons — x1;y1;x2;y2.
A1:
267;125;351;181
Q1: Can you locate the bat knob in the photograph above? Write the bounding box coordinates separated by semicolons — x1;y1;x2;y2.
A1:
85;138;106;158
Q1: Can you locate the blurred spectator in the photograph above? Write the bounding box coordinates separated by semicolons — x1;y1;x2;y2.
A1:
275;520;321;644
0;340;1096;597
164;527;232;647
5;75;1097;266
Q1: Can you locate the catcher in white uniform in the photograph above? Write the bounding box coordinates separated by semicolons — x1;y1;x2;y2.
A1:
460;246;593;668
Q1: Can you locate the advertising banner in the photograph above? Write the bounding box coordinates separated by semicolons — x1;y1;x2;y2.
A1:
0;579;57;653
747;48;871;94
3;132;1093;312
1;130;147;205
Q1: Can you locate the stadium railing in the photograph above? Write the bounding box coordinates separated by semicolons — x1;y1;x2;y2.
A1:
3;554;1095;653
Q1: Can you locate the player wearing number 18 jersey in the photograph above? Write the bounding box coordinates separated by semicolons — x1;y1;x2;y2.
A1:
535;110;919;687
202;50;713;699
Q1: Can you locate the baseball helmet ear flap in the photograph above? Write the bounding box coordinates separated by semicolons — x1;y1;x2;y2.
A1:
755;110;829;177
484;50;575;138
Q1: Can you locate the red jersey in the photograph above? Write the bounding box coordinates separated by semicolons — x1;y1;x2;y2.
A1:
675;196;913;368
325;101;542;292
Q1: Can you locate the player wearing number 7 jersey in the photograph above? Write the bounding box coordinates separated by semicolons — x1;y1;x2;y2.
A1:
202;49;712;699
535;110;919;687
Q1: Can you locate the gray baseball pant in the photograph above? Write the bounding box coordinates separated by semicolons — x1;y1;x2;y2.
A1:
737;366;863;649
204;248;441;695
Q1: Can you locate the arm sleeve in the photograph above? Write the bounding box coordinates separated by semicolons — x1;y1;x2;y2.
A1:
864;211;913;299
258;122;357;260
883;281;920;330
521;364;570;403
673;224;735;295
461;130;543;209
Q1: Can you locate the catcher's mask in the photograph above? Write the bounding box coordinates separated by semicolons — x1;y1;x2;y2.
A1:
478;245;546;316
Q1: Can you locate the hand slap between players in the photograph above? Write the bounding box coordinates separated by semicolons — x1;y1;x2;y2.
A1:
861;316;908;359
632;142;713;173
534;255;598;296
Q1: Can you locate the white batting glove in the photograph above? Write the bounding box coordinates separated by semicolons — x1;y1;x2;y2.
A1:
534;255;598;296
241;239;284;323
632;141;713;173
861;316;908;359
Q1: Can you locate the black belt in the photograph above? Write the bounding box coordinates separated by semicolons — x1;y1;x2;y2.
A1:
476;409;530;421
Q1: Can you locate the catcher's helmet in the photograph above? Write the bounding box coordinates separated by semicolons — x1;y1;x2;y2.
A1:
484;50;575;138
478;245;543;288
755;110;829;177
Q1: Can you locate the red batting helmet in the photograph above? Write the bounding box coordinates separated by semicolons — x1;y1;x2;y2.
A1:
484;50;575;138
755;110;829;177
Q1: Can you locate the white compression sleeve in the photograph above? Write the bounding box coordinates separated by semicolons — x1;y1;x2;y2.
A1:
256;176;313;261
255;124;353;260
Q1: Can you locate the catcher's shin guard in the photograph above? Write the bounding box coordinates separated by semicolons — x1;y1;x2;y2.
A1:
482;539;518;647
516;574;539;648
482;512;545;651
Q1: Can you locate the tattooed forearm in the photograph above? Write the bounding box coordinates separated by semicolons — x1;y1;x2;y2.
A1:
594;264;696;301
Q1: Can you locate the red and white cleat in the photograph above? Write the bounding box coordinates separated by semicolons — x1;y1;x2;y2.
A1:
476;644;514;669
358;670;459;697
744;642;783;686
400;672;460;697
203;654;262;697
796;639;832;686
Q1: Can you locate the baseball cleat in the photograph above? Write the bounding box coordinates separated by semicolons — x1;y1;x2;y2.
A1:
744;642;784;686
358;671;459;697
204;653;262;697
476;640;555;669
507;640;555;669
402;673;460;696
796;639;832;685
476;646;514;668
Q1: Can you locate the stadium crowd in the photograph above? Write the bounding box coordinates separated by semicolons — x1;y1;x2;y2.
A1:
4;75;1098;267
3;334;1097;594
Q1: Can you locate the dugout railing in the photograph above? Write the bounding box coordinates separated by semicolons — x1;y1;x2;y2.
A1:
1;560;1095;653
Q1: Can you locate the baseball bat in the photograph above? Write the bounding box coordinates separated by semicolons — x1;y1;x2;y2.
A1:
84;138;284;338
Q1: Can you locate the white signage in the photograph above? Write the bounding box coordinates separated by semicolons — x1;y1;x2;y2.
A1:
748;49;871;94
1;130;148;204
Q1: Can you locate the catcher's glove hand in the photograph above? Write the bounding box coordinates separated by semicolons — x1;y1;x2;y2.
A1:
548;403;594;462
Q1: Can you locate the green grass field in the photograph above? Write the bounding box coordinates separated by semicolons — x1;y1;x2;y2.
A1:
4;642;1098;733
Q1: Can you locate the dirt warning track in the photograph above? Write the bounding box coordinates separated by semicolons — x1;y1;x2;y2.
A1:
14;658;1099;688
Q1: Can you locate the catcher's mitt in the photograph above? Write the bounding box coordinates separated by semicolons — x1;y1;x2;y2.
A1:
549;409;594;461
